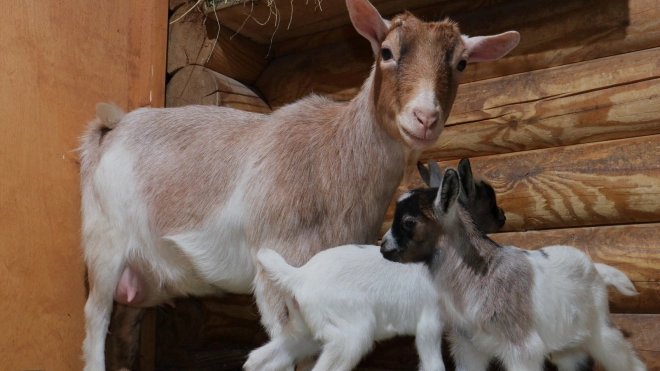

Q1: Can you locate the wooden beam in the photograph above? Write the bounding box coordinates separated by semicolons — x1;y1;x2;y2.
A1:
435;135;660;232
256;0;660;108
384;135;660;233
166;65;271;113
210;0;447;45
428;78;660;161
167;5;271;85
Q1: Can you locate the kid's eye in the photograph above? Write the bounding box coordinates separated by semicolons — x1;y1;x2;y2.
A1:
403;218;417;230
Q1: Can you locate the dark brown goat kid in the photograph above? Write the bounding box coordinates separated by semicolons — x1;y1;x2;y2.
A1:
417;158;505;233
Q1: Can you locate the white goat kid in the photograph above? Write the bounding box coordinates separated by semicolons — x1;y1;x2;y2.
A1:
78;0;520;368
255;246;443;371
381;169;646;371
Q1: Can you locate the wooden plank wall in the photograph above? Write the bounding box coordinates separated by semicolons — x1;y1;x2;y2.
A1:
156;0;659;369
0;0;167;370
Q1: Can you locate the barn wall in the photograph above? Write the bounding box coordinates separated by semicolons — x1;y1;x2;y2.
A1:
0;1;166;369
156;0;659;369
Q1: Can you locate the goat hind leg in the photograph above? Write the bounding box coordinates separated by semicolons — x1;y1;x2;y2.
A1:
245;334;320;371
550;349;593;371
310;323;374;371
83;258;125;371
587;321;646;371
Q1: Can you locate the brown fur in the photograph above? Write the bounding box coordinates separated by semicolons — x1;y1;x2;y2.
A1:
80;11;475;369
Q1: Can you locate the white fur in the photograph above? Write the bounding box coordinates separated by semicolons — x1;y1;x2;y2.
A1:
248;246;445;371
441;246;643;371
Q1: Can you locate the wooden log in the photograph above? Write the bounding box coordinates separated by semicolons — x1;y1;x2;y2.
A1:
256;0;660;108
427;77;660;161
167;5;270;84
210;0;447;45
169;0;191;11
165;65;271;113
434;135;660;232
383;134;660;233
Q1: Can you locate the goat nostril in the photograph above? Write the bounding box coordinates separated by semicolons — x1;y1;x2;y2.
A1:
414;109;438;129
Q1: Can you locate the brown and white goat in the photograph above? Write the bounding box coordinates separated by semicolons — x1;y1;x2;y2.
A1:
381;169;645;371
78;0;520;368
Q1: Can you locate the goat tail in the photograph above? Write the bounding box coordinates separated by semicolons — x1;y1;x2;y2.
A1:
595;263;638;296
81;103;124;148
79;102;125;167
257;248;301;293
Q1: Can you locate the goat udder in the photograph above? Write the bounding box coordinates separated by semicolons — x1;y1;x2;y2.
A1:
114;266;147;306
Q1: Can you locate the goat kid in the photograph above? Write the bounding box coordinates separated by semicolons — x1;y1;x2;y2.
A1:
79;0;520;368
381;168;646;371
250;160;506;371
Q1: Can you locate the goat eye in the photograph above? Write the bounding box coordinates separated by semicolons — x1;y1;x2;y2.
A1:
403;218;417;230
381;48;393;61
457;59;467;71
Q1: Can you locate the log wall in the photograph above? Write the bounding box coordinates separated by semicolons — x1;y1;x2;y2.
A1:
157;0;659;369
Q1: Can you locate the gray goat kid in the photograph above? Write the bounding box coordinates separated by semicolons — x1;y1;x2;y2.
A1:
381;169;645;371
251;161;507;371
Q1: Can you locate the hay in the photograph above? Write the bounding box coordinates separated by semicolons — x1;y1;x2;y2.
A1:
172;0;325;58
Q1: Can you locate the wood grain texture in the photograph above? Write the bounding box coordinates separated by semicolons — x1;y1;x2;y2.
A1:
382;134;660;234
168;5;271;84
166;65;271;112
427;77;660;161
0;0;166;369
255;38;372;108
435;135;660;232
256;0;660;108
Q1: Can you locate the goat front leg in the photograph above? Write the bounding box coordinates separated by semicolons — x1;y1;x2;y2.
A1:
415;307;445;371
448;331;490;371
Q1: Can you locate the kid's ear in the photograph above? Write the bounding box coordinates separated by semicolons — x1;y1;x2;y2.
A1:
434;168;460;216
417;160;443;187
458;158;475;198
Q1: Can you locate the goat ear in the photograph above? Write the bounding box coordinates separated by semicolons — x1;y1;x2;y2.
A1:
418;160;443;187
346;0;390;55
417;161;431;186
463;31;520;63
427;160;443;188
434;168;460;215
458;158;475;198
